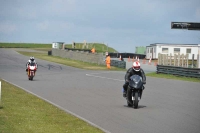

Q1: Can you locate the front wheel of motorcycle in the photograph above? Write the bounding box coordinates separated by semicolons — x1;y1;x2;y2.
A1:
127;101;132;107
133;92;139;109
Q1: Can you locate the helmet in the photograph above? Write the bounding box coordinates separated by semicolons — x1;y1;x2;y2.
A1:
132;61;140;71
30;57;34;61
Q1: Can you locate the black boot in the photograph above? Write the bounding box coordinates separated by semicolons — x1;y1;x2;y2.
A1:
123;82;129;97
123;89;127;97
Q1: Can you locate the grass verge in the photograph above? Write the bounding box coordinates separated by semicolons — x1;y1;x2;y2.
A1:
146;72;200;82
0;79;104;133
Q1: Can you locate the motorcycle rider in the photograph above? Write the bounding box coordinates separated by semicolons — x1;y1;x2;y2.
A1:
123;61;146;97
26;56;38;72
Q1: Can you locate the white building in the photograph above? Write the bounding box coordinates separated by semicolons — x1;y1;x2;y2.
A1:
146;43;199;60
52;42;65;49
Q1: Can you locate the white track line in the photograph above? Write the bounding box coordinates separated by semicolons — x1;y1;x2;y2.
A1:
2;79;111;133
86;73;124;82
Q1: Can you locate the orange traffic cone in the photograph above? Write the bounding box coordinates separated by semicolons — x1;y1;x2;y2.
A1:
143;59;146;64
148;59;151;65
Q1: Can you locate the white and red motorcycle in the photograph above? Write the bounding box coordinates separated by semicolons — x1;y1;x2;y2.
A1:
27;62;37;80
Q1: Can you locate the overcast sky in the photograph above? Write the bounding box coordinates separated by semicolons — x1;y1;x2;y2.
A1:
0;0;200;52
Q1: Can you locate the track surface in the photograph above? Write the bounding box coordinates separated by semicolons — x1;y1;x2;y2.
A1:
0;49;200;133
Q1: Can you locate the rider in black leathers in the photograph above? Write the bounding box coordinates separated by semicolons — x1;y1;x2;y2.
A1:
123;61;146;97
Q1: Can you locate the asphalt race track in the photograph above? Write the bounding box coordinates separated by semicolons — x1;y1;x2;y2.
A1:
0;49;200;133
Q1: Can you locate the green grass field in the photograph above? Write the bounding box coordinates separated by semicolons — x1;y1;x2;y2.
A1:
146;72;200;82
0;42;51;48
0;80;104;133
0;42;118;53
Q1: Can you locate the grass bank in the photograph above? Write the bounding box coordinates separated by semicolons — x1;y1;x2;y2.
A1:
0;79;104;133
0;43;51;48
0;42;118;53
146;72;200;82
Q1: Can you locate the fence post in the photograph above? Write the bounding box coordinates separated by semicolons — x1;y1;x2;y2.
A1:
192;54;194;68
165;54;168;65
186;54;189;68
162;54;164;65
174;54;176;66
180;54;183;67
184;54;186;67
163;54;165;65
170;53;172;66
197;54;199;68
198;44;200;68
178;53;180;66
160;53;162;65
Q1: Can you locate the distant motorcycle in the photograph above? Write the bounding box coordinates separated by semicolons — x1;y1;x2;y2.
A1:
27;62;37;80
126;75;145;109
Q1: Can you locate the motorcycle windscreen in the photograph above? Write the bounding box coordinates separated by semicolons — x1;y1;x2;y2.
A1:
29;62;36;70
30;62;35;66
129;75;143;89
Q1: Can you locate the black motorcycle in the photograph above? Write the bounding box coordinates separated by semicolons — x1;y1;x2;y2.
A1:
126;75;145;109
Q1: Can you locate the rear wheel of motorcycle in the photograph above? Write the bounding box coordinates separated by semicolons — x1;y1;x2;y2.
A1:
133;92;139;109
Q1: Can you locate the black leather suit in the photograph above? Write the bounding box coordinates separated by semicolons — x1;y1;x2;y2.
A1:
123;67;146;92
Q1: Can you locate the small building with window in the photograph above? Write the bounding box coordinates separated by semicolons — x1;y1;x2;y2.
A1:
52;42;65;49
146;43;199;60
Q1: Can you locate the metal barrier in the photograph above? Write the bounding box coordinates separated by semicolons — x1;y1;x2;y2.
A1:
157;65;200;78
111;60;126;69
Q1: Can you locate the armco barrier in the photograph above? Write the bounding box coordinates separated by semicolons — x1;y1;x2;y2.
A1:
157;65;200;78
111;60;126;69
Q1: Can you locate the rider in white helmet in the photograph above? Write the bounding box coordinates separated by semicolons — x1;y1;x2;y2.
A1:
122;61;146;97
26;57;38;71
